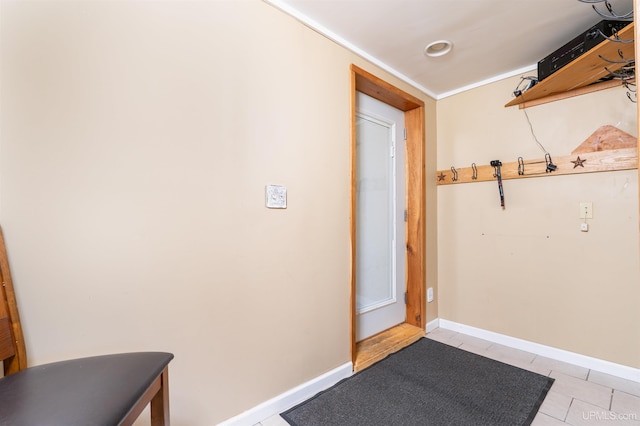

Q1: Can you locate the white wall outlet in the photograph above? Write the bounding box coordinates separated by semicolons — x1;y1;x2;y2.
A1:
266;185;287;209
427;287;434;303
579;202;593;219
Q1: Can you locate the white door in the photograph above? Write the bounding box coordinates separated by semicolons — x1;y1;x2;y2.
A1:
355;92;406;341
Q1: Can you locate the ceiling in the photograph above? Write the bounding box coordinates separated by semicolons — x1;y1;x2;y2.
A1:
265;0;634;99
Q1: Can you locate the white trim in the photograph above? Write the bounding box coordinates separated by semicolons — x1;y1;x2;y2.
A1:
263;0;437;100
426;318;440;333
437;64;538;99
438;319;640;383
217;362;353;426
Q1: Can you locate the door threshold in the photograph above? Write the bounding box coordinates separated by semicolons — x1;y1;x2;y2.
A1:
354;322;425;372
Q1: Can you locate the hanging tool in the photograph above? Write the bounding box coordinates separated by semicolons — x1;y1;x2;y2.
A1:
490;160;505;209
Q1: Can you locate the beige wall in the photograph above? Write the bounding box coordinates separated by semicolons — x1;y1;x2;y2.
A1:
0;1;436;424
437;76;640;368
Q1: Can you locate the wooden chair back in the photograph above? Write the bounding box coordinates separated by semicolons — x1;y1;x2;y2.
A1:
0;227;27;375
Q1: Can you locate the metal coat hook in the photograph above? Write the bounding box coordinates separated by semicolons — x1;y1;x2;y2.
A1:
624;80;637;103
598;49;634;64
518;154;557;176
451;166;458;182
604;66;635;80
593;7;633;20
597;27;634;43
602;53;636;104
624;79;637;92
517;157;525;175
578;0;633;20
545;153;557;173
471;163;478;180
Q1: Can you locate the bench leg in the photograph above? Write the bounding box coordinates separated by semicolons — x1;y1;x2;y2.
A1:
151;367;170;426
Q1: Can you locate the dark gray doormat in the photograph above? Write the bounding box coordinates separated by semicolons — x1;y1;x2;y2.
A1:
281;338;553;426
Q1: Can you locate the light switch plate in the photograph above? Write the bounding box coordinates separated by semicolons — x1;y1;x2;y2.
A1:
266;185;287;209
579;202;593;219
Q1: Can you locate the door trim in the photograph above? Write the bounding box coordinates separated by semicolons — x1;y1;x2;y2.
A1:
350;64;426;364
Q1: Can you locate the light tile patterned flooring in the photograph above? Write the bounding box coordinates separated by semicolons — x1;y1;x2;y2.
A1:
256;327;640;425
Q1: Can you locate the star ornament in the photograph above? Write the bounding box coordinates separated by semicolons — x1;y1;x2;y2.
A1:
437;172;446;181
571;156;586;168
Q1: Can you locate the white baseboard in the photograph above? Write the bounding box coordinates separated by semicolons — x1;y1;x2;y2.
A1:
219;318;640;425
218;361;353;426
426;318;439;333
438;319;640;383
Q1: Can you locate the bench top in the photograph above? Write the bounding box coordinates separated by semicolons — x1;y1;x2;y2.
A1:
0;352;174;426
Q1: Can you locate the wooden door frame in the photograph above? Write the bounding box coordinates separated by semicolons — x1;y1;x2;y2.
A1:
350;65;426;363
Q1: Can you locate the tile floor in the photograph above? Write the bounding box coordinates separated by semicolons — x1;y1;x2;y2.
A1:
255;327;640;425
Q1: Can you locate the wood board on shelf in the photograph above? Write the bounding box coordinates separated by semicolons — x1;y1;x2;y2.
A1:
436;126;638;185
572;124;637;153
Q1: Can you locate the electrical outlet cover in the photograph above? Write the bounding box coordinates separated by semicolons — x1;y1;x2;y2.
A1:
266;185;287;209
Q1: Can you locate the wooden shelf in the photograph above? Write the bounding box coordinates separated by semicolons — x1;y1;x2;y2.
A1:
506;22;635;108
